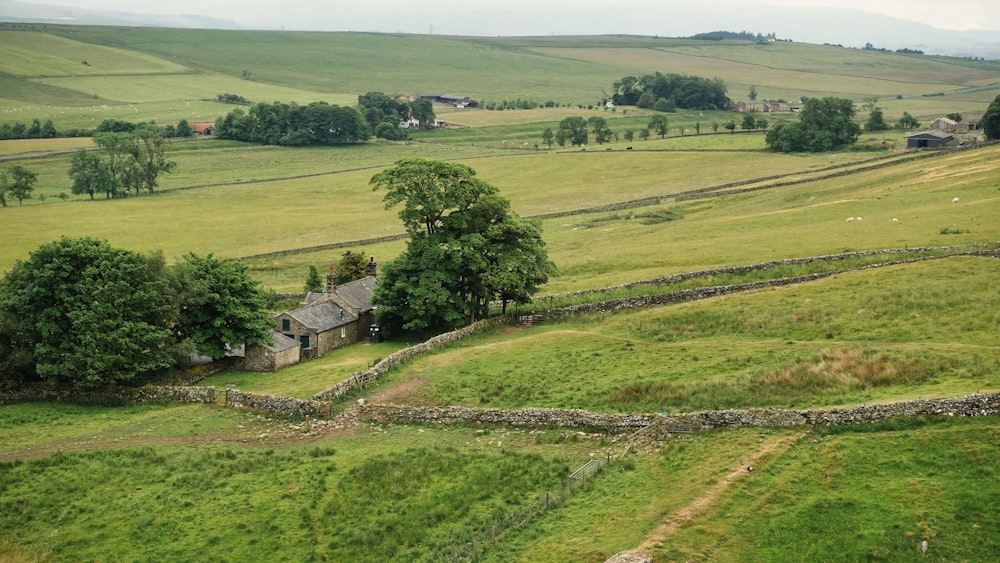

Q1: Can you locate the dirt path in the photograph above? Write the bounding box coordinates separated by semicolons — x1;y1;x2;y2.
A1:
629;429;810;557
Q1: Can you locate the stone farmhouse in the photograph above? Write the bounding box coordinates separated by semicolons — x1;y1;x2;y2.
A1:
240;260;378;372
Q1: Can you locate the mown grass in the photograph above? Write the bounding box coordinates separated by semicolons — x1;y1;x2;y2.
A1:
655;417;1000;562
386;257;1000;412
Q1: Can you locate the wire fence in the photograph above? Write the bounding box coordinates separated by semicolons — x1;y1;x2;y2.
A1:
440;454;614;561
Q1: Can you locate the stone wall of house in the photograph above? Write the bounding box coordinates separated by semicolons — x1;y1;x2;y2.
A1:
361;393;1000;433
239;343;300;372
225;388;330;418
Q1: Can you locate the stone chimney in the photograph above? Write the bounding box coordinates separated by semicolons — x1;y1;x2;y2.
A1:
366;256;378;278
325;265;336;293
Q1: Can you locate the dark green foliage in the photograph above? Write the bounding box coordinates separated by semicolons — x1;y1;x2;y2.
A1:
896;111;920;130
611;72;730;110
648;114;669;138
67;149;114;200
335;250;369;285
216;92;250;104
586;116;612;144
982;94;1000;141
1;165;37;206
304;265;323;293
174;119;193;137
95;118;137;133
0;237;177;387
168;254;273;361
766;96;861;152
370;159;554;334
864;108;888;132
556;116;588;146
214;101;369;145
540;127;555;148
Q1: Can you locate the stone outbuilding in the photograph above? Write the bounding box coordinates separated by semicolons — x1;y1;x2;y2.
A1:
239;331;301;372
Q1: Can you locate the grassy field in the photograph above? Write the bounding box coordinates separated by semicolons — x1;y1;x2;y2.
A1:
1;26;999;562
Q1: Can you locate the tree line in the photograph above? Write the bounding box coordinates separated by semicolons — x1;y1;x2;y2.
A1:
214;93;437;145
610;72;731;111
0;117;196;141
0;237;273;389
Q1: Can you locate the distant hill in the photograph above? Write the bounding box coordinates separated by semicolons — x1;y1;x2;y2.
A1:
0;0;239;30
1;0;999;59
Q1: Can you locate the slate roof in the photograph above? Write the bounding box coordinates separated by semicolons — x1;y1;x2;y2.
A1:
263;331;300;353
333;276;377;314
288;302;358;333
906;130;953;140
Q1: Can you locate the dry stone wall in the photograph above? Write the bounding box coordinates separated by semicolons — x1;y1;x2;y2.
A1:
312;315;512;401
0;384;216;406
361;393;1000;434
225;389;331;418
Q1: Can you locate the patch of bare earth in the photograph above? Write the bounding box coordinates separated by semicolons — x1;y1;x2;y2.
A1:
611;429;810;561
367;376;429;404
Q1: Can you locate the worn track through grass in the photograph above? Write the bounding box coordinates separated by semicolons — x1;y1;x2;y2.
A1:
630;429;811;556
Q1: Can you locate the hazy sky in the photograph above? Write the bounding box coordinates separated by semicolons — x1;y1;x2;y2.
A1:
9;0;1000;34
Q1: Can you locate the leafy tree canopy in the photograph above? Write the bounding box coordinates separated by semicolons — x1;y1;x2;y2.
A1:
0;237;178;387
611;72;730;110
0;238;275;387
982;94;1000;141
765;96;861;152
370;159;554;335
168;253;273;361
215;101;369;146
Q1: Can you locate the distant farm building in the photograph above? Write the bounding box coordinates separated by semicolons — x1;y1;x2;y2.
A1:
957;114;981;133
417;94;479;108
732;100;767;113
191;123;215;136
906;130;953;149
930;117;958;133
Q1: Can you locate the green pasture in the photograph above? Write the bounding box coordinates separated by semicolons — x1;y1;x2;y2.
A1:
375;257;1000;413
656;417;1000;562
0;402;595;562
3;402;994;562
198;340;414;400
0;30;190;77
3;26;997;131
0;138;909;277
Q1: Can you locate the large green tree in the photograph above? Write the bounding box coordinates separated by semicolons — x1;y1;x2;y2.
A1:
68;149;115;200
557;116;589;146
4;165;38;206
648;114;669;138
370;159;554;334
167;253;273;361
982;94;1000;141
0;237;178;387
130;125;176;194
765;96;861;152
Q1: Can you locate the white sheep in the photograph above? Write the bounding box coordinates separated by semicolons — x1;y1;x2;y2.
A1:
953;197;960;203
892;218;899;223
846;217;854;223
856;216;863;222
